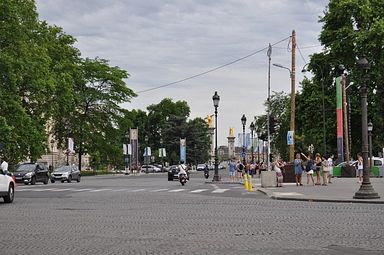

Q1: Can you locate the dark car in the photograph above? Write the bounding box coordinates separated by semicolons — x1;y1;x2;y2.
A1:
13;163;49;185
51;165;81;183
167;165;180;181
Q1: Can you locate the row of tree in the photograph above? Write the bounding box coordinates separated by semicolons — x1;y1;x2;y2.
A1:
0;0;211;169
257;0;384;162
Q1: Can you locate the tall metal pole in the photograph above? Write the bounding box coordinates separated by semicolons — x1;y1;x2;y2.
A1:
242;124;246;166
289;30;296;162
354;56;379;199
251;129;254;164
342;75;350;162
213;104;219;181
267;43;272;170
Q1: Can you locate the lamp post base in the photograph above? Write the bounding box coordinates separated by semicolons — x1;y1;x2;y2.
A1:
212;165;220;182
354;182;380;199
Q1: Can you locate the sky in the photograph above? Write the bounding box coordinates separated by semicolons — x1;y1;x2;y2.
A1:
35;0;329;147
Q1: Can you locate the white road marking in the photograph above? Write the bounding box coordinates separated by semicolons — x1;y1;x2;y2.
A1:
168;189;185;192
112;189;130;192
73;189;93;192
212;189;229;193
189;189;208;193
273;192;303;196
89;189;113;192
150;189;169;192
131;189;145;192
51;188;77;192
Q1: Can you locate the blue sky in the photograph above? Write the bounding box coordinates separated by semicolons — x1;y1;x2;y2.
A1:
36;0;329;147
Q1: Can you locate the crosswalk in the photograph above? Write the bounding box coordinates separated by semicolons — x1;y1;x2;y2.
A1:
15;186;238;194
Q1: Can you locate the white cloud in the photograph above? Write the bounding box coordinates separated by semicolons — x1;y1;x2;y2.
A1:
36;0;328;153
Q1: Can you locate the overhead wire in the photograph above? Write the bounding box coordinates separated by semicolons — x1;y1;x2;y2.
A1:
135;36;292;94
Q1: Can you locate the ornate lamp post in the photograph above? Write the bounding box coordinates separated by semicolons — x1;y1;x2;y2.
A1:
50;139;55;172
249;122;255;164
145;135;149;174
256;128;260;163
354;56;380;199
212;91;220;181
124;133;130;175
160;137;164;172
241;114;247;166
368;121;373;171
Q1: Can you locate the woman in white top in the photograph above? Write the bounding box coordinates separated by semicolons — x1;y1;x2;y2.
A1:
356;154;363;183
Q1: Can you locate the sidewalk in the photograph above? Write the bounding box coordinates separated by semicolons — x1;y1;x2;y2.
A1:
257;177;384;204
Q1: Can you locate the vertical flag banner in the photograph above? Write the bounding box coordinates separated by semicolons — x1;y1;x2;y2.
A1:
68;138;74;153
336;76;344;162
287;131;294;145
180;138;186;162
130;128;138;168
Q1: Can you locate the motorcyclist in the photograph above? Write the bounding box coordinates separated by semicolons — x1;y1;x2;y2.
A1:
203;164;209;178
178;160;188;180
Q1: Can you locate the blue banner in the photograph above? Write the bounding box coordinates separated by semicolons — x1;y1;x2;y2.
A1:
180;138;186;163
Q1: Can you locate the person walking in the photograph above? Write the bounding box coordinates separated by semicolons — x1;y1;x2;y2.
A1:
302;153;315;185
228;159;236;182
327;155;334;184
321;156;329;186
356;153;363;183
274;159;284;187
294;153;303;186
236;160;244;182
314;153;322;185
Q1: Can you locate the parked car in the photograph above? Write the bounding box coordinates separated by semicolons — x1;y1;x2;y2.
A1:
197;164;206;171
0;169;15;203
51;165;81;183
168;165;180;181
141;165;161;173
13;163;49;185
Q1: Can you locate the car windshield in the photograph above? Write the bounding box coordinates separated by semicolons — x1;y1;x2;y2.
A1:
15;164;35;172
54;166;72;172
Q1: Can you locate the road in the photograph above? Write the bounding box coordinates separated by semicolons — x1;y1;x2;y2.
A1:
1;171;383;255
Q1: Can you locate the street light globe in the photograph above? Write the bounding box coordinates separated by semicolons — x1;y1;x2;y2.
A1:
368;121;373;132
212;91;220;107
250;122;255;131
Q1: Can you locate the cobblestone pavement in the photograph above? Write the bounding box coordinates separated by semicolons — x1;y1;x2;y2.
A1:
1;173;383;255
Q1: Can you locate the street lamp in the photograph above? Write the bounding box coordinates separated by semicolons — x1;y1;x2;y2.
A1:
256;128;260;163
212;91;220;181
160;137;164;172
354;56;380;199
302;63;326;156
50;139;55;172
124;133;130;175
249;122;255;164
273;63;295;162
241;114;246;166
368;121;373;171
145;135;149;174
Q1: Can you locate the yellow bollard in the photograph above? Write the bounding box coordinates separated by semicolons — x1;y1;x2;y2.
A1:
248;174;253;192
243;173;248;190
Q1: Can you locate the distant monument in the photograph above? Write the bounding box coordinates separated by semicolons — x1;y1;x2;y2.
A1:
227;127;235;159
206;115;215;164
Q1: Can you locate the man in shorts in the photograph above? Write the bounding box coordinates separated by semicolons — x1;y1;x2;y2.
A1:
228;159;236;182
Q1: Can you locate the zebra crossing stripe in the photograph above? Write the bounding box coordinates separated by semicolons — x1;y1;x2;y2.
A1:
190;189;208;193
89;189;113;192
212;189;229;193
131;189;145;192
73;189;93;192
150;189;169;192
168;189;185;192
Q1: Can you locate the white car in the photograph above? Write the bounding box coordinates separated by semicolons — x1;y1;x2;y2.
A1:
0;169;15;203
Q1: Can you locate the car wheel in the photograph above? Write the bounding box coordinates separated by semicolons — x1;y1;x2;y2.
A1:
43;176;49;184
31;176;36;185
67;175;72;183
51;179;55;183
168;175;173;181
61;180;64;183
3;184;14;203
77;175;81;182
24;182;29;185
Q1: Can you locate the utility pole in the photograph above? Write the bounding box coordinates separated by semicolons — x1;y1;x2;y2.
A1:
342;74;350;162
267;43;272;170
289;30;296;162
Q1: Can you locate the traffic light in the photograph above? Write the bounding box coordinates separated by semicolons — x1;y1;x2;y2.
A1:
269;116;276;134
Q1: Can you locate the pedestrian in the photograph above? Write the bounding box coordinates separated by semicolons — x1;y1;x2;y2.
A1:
1;158;8;175
327;154;334;184
356;153;363;183
294;153;303;186
236;160;244;181
321;155;329;186
302;153;315;185
274;159;284;187
314;153;322;185
228;159;236;182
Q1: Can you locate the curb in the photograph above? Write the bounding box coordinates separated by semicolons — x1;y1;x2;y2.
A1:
257;188;384;204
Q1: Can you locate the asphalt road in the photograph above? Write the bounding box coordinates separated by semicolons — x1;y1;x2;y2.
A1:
1;171;383;255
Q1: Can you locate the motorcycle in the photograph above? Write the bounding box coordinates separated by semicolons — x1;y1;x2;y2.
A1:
204;171;209;179
179;173;187;186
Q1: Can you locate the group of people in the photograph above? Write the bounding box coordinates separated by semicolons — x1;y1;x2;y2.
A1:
227;159;264;182
294;152;334;186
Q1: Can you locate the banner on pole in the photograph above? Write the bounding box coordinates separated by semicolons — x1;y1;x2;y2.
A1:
180;138;186;162
68;138;74;153
287;131;294;145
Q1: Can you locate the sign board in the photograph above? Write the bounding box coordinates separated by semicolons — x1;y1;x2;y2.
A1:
68;138;74;153
287;131;294;145
123;144;132;155
143;147;151;156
